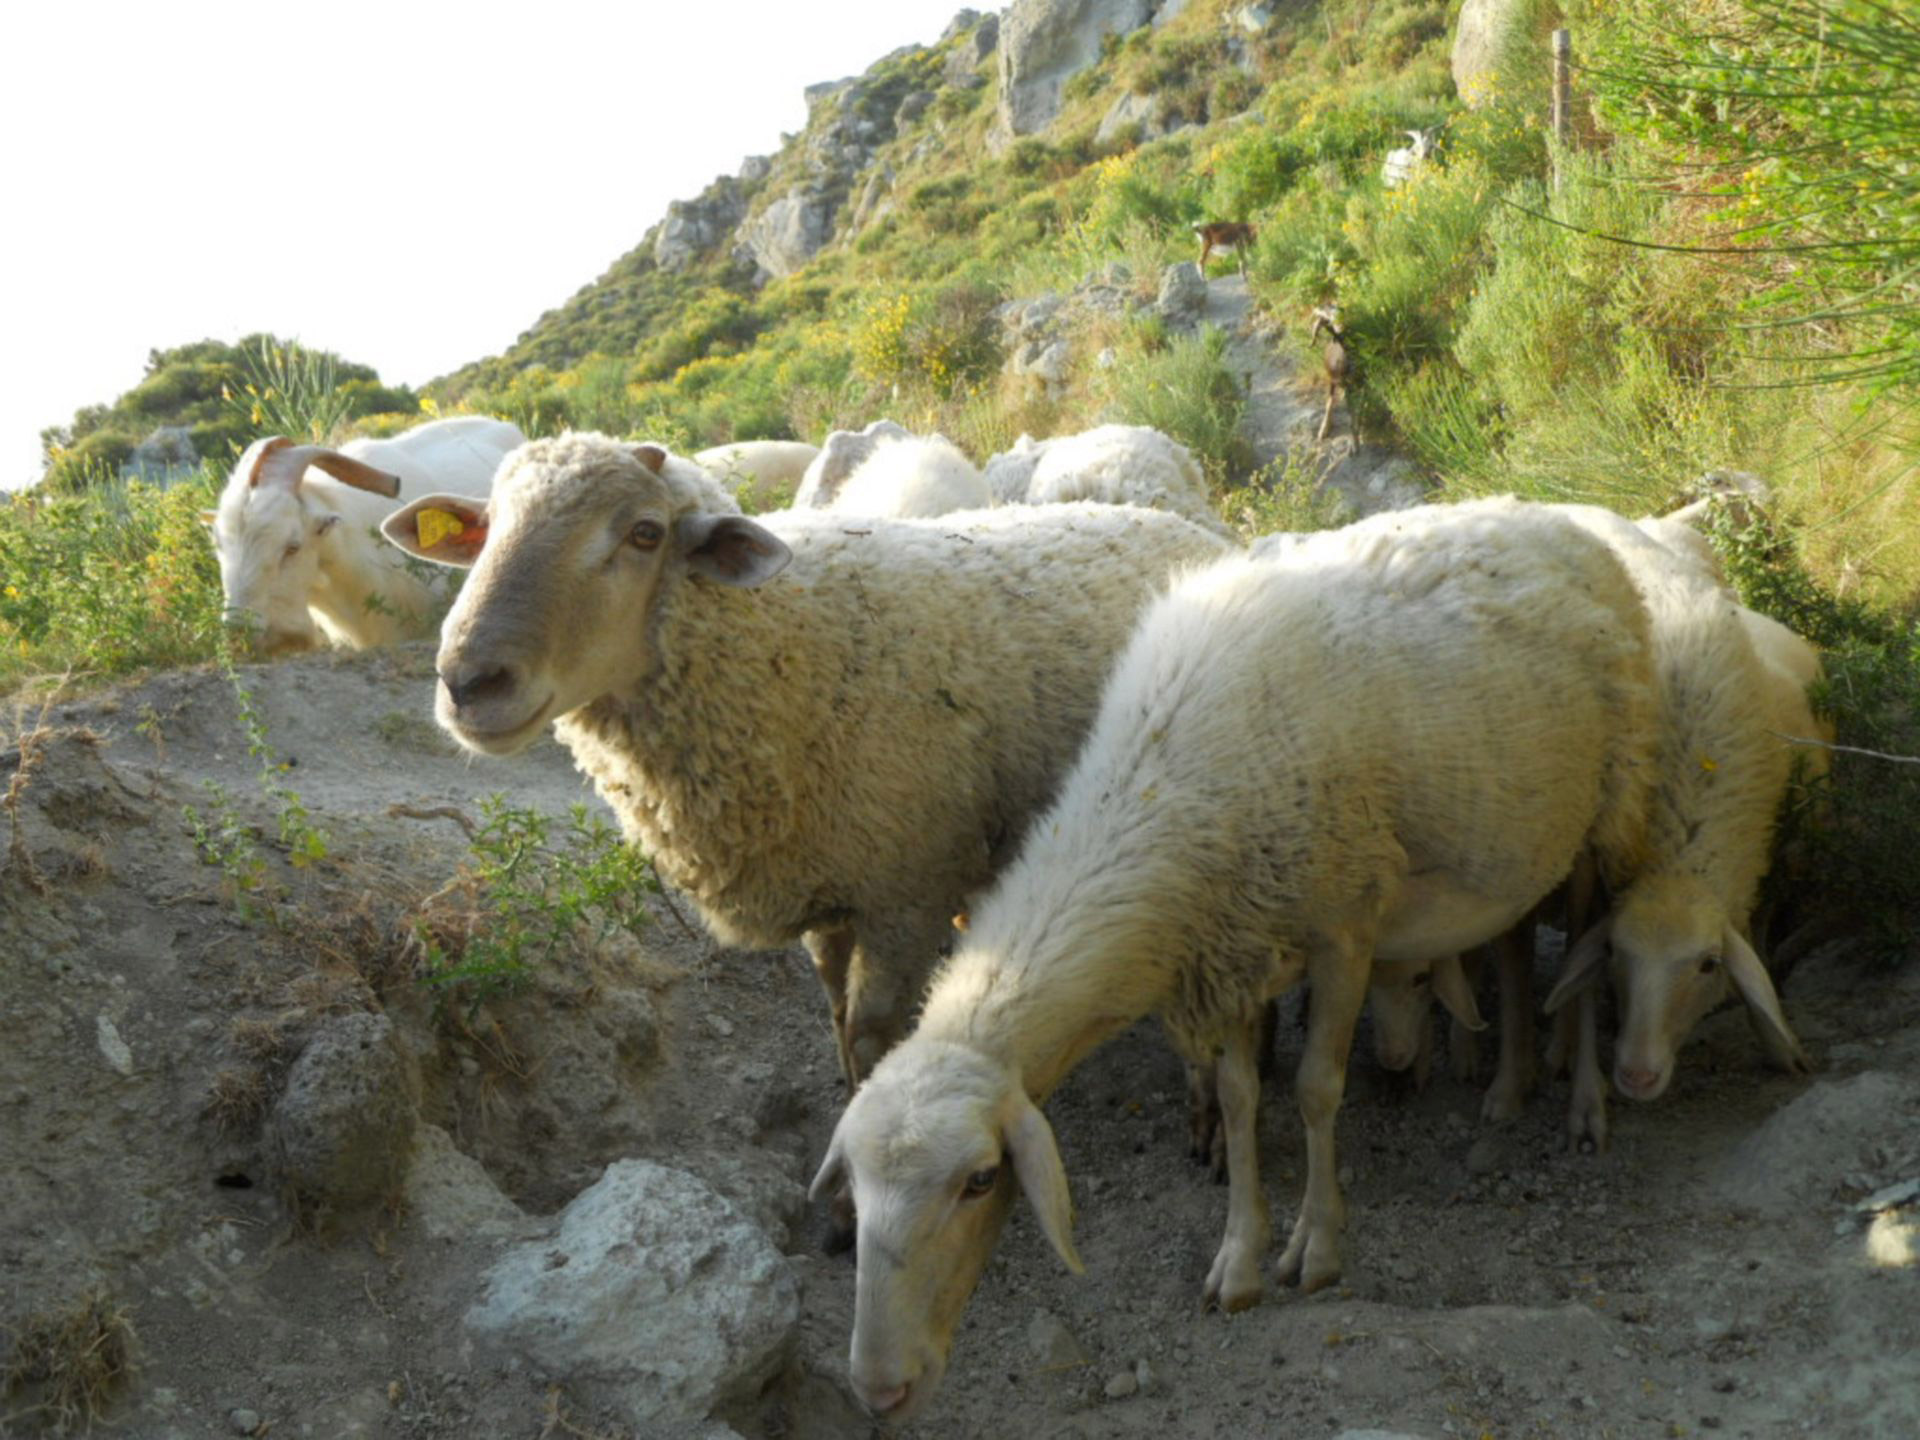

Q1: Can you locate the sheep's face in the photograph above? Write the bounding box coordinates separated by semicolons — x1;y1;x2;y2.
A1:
811;1039;1081;1423
380;435;784;757
1368;954;1484;1074
207;461;334;656
1608;884;1730;1101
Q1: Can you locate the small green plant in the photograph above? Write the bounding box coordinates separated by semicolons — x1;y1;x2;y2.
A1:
414;797;657;1008
182;779;270;921
224;336;355;444
221;653;328;869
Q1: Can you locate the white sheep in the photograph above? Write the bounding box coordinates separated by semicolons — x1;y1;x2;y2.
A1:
379;433;1230;1089
826;434;992;518
810;499;1656;1422
791;419;910;508
1381;128;1436;189
1543;521;1824;1108
692;440;820;501
985;424;1233;536
204;415;524;655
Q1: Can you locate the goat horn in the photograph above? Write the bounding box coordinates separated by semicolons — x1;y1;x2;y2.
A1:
251;438;403;499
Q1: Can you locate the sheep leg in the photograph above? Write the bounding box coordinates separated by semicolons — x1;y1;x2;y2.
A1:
1317;384;1338;444
1186;1060;1225;1179
803;927;860;1091
1276;934;1367;1293
1481;919;1538;1122
1450;949;1486;1083
1202;1019;1269;1312
1566;986;1609;1153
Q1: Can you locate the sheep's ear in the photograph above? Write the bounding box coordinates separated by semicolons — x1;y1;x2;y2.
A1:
1431;954;1487;1032
676;513;792;588
1005;1089;1082;1275
1544;917;1612;1015
380;493;490;568
630;443;668;476
1723;927;1812;1075
808;1132;847;1205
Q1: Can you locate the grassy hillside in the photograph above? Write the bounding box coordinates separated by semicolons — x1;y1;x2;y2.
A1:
4;0;1915;943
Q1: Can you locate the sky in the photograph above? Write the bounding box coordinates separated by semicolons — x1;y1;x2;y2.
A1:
0;0;977;487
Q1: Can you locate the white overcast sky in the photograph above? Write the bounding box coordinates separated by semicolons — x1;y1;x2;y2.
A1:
0;0;976;486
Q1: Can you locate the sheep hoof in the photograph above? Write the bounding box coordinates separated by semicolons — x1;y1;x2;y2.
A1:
1276;1218;1342;1293
1202;1248;1264;1313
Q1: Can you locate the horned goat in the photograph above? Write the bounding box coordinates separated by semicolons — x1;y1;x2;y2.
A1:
811;498;1656;1423
380;433;1229;1089
204;415;524;655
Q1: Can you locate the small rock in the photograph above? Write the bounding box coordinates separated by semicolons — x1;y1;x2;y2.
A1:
458;1056;480;1078
1103;1370;1138;1399
1155;262;1207;324
269;1012;418;1213
96;1014;134;1076
1465;1138;1499;1176
227;1409;261;1436
1133;1358;1156;1393
1026;1310;1089;1371
1337;1165;1355;1188
1856;1177;1920;1213
707;1014;735;1039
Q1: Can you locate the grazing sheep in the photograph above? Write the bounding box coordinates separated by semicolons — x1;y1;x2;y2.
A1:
985;425;1232;537
692;440;820;500
791;419;910;508
1381;128;1437;189
1543;529;1824;1107
1366;951;1487;1089
380;433;1230;1087
204;416;524;655
827;434;991;518
811;499;1655;1422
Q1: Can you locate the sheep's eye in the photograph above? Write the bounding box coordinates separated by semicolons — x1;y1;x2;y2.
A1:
629;520;665;551
282;542;301;560
962;1165;999;1198
1699;954;1723;975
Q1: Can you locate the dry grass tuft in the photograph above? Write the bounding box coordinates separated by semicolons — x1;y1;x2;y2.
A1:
204;1067;270;1133
3;1289;137;1433
228;1016;288;1066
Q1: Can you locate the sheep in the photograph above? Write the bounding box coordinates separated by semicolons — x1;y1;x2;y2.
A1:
691;440;819;501
810;498;1656;1421
1381;128;1437;189
826;434;992;518
204;415;525;655
1542;521;1824;1109
1365;950;1488;1089
791;419;910;508
378;432;1231;1090
986;425;1233;537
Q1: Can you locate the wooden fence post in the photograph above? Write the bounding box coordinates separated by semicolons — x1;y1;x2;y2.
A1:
1552;28;1572;191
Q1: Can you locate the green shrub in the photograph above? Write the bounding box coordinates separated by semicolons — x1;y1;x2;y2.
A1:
1099;324;1250;485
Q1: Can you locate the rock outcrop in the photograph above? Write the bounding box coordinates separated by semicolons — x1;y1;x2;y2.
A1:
993;0;1164;147
465;1160;800;1431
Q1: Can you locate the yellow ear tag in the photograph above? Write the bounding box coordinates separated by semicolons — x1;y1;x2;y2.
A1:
416;507;464;550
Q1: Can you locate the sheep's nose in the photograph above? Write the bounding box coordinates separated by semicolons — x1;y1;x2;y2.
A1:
440;662;517;710
1616;1065;1663;1099
859;1381;909;1417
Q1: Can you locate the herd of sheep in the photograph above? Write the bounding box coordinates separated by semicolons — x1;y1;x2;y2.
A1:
203;416;1832;1426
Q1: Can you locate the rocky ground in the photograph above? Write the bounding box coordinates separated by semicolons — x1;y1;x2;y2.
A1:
3;644;1917;1440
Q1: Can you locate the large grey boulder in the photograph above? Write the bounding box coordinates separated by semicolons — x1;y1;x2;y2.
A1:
993;0;1160;146
269;1012;418;1212
1156;261;1208;325
655;177;750;271
1714;1072;1920;1215
404;1124;524;1243
945;11;1001;87
466;1160;800;1431
735;184;843;279
1453;0;1526;107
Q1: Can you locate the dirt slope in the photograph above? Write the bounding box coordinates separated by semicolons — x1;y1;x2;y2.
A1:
2;647;1917;1439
